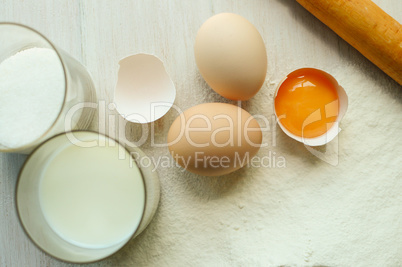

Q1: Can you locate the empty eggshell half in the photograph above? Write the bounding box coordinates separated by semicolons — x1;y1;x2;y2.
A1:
114;54;176;124
274;69;348;146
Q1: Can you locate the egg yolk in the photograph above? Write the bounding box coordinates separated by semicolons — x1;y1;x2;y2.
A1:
274;68;339;138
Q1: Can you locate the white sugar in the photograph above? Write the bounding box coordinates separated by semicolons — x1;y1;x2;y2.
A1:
0;48;65;149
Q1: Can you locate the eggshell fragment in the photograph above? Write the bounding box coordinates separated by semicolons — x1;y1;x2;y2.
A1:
167;103;262;176
274;69;348;146
114;54;176;124
194;13;267;101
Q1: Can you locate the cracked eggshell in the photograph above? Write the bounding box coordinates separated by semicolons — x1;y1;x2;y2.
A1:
274;69;348;146
114;54;176;124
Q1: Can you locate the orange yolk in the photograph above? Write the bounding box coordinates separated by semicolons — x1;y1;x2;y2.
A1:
274;68;339;138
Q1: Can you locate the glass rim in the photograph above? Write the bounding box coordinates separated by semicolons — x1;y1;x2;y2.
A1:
15;130;148;264
0;22;68;153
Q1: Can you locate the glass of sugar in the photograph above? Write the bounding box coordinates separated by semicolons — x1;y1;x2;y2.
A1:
0;23;96;153
16;131;160;263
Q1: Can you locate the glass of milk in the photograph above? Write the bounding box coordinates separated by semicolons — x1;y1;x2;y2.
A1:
16;131;160;263
0;23;97;153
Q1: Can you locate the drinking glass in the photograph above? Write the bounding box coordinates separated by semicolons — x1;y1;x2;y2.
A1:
16;131;160;263
0;23;96;153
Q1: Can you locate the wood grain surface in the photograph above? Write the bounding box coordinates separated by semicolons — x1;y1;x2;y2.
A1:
296;0;402;85
0;0;401;266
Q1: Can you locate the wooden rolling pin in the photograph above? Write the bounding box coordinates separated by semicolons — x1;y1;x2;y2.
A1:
296;0;402;85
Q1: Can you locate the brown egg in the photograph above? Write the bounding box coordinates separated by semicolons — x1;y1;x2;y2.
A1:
167;103;262;176
194;13;267;101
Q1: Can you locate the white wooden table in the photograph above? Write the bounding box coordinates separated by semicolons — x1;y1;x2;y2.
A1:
1;0;401;266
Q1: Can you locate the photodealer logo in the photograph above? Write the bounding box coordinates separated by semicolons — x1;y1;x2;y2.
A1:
129;151;286;172
63;100;342;168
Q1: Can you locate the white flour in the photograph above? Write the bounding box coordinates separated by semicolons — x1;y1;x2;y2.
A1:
0;48;65;149
102;63;402;267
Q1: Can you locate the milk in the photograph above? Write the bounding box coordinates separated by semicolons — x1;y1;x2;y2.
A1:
39;141;145;249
